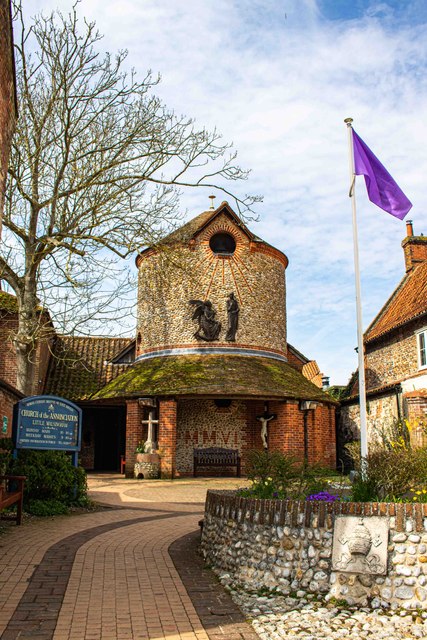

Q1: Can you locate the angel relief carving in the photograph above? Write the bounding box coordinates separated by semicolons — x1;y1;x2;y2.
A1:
189;299;221;341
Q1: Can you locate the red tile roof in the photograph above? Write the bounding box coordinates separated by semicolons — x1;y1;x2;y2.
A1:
44;335;133;401
365;261;427;343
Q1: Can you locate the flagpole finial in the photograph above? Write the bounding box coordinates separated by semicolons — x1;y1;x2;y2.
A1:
344;117;353;127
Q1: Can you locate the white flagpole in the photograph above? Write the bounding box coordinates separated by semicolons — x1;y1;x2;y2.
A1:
344;117;368;460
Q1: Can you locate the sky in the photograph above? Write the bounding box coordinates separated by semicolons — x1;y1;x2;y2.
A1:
28;0;427;386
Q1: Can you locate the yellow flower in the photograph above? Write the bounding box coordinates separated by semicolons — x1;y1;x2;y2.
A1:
423;490;427;494
416;491;422;495
413;496;418;501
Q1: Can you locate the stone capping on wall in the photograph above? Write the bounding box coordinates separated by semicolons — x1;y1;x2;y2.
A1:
204;490;427;532
135;345;288;363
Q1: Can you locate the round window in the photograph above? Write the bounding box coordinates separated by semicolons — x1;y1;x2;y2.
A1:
209;232;236;255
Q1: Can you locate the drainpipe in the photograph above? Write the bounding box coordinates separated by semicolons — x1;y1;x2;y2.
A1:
299;401;318;463
395;384;402;423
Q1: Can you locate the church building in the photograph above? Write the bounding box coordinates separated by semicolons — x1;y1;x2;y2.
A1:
1;201;337;477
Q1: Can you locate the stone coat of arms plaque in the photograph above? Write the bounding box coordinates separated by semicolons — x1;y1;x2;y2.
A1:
332;516;389;575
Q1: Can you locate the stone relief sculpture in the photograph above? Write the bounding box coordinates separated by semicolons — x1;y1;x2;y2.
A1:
225;292;239;342
332;516;388;575
189;299;221;341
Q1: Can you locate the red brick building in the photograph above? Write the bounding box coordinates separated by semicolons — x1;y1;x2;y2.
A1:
0;0;16;233
340;220;427;447
0;1;19;434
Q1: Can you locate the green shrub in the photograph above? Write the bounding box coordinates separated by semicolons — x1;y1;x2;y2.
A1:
0;437;13;475
8;449;87;508
25;498;69;516
346;440;427;502
241;449;332;500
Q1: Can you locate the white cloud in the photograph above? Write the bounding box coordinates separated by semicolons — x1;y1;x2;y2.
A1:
28;0;427;385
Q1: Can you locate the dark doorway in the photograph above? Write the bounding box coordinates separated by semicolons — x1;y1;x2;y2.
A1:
81;406;126;472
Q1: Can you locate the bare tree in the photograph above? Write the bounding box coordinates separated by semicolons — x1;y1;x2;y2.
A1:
1;2;259;394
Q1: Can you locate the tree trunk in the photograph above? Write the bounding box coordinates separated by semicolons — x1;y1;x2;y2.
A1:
14;283;40;395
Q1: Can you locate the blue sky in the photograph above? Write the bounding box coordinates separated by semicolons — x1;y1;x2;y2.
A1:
319;0;427;23
28;0;427;385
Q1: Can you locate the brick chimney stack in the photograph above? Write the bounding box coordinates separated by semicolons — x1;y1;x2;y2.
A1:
402;221;427;272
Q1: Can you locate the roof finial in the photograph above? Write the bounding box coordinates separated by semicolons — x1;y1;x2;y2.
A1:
209;195;216;210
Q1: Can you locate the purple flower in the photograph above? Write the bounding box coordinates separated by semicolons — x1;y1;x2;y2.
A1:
306;491;340;502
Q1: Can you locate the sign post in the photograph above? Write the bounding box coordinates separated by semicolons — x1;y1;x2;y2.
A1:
13;395;82;463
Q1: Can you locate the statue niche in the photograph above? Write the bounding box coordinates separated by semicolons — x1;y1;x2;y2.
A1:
189;299;221;342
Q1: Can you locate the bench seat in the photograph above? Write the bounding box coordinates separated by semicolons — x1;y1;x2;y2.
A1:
193;447;241;478
0;475;26;525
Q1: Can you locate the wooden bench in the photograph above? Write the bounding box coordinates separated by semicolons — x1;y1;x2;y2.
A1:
0;475;26;525
193;447;241;478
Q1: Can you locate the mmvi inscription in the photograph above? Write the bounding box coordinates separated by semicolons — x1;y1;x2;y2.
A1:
332;516;389;575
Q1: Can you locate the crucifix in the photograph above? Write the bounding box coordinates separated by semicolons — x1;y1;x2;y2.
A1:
256;404;277;450
141;410;159;454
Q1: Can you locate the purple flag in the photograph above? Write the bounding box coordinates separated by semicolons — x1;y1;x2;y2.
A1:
352;129;412;220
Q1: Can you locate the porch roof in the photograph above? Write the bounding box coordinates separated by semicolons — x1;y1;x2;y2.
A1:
91;353;337;404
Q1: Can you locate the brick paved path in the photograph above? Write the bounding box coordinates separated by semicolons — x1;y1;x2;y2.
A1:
0;476;256;640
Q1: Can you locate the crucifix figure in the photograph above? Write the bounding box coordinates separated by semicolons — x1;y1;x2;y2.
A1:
141;410;159;453
256;404;277;450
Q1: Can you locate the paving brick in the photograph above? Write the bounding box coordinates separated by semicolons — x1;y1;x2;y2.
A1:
0;475;256;640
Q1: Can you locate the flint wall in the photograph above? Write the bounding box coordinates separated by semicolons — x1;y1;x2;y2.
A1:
201;490;427;610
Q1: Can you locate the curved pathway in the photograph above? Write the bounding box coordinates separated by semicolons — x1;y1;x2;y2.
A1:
0;475;256;640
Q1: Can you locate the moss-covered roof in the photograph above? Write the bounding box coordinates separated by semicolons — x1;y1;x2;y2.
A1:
44;335;133;401
0;291;19;313
91;354;338;403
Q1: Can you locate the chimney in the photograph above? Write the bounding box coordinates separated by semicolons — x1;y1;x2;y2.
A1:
402;222;427;272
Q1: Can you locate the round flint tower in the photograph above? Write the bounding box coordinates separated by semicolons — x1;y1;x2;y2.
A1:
135;201;289;362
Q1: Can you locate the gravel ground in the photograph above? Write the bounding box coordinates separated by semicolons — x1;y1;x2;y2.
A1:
220;578;427;639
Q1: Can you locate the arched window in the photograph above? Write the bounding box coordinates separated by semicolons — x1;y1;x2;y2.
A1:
209;232;236;255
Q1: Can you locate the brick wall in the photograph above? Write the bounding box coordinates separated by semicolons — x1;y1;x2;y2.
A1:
0;378;22;438
0;309;53;394
124;399;143;477
158;399;177;478
402;236;427;272
286;348;305;371
0;0;16;231
0;310;18;388
174;398;336;476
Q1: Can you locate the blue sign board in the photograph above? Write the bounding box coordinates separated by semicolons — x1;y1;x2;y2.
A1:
13;395;82;452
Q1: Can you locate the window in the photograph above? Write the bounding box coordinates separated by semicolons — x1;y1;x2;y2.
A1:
209;232;236;255
417;328;427;369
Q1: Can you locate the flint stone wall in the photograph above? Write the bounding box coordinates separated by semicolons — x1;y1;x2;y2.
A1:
339;394;398;446
136;212;287;354
176;399;247;474
201;490;427;610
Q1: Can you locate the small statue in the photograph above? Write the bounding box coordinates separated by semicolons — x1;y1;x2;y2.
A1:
225;292;239;341
189;299;221;341
256;405;277;449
